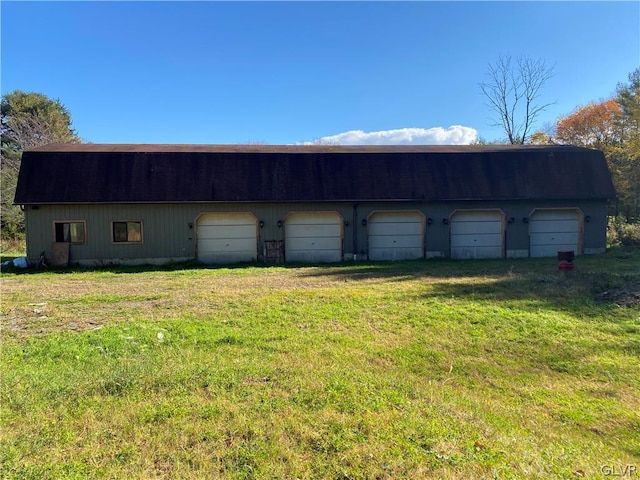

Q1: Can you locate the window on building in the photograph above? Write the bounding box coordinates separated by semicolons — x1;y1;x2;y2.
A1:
54;221;86;243
112;221;143;243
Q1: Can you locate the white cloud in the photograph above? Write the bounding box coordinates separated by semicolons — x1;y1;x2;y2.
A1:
301;125;477;146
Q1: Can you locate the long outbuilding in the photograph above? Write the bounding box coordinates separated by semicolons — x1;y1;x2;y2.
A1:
14;143;616;266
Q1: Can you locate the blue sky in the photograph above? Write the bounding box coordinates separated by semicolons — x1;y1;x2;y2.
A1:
2;1;638;145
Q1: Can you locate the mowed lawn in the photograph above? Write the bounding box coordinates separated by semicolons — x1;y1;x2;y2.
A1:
1;250;639;479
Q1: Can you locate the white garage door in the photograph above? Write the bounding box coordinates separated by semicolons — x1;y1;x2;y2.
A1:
197;213;257;264
368;211;425;261
529;210;580;257
450;210;504;259
285;212;342;263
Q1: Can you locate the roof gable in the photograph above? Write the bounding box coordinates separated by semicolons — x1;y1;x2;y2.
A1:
14;144;616;204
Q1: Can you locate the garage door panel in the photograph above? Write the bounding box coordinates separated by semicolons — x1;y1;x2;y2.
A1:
450;233;502;248
198;251;256;264
370;234;423;249
368;222;422;236
450;211;503;259
531;214;579;224
531;211;579;221
197;225;257;239
197;213;257;264
287;213;339;225
451;220;502;235
452;211;501;222
286;248;342;263
368;211;424;261
199;219;247;227
531;232;578;246
198;214;255;226
286;236;341;251
451;246;503;259
198;213;256;224
198;237;257;252
198;252;252;263
373;212;422;220
287;250;342;263
286;224;342;238
530;221;578;234
529;210;580;258
285;212;342;263
370;247;423;261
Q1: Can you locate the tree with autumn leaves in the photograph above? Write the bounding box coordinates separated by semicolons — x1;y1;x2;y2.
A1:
555;99;622;150
536;69;640;223
613;70;640;222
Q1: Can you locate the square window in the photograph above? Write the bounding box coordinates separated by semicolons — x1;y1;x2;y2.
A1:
112;221;143;243
54;221;86;243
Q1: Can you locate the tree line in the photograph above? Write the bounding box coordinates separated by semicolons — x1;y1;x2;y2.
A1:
528;69;639;222
1;65;639;240
481;59;639;223
1;91;80;239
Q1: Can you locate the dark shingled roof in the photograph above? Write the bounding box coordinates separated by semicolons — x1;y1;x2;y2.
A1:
14;144;616;204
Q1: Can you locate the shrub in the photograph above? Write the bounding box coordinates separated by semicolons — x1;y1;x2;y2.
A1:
608;218;640;247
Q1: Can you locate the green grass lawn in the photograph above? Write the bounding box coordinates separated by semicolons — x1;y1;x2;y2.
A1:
1;249;639;479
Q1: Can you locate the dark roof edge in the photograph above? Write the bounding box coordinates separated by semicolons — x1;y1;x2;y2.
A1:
26;143;598;155
16;197;614;206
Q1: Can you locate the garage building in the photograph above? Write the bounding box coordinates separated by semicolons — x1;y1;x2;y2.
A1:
14;144;615;265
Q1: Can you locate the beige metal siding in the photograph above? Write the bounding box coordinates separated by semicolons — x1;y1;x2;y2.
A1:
24;204;196;264
21;201;604;266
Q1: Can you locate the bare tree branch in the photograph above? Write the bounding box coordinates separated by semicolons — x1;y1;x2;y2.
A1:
480;55;555;144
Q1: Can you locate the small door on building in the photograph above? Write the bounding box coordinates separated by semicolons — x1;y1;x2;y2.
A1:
368;211;425;261
450;210;504;259
284;212;342;263
196;213;257;264
529;209;581;257
264;240;285;264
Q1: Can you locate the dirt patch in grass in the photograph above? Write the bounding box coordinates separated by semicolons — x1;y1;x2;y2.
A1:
595;282;640;307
